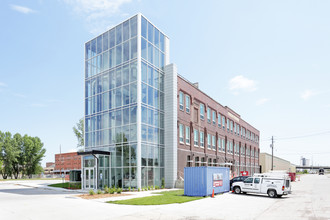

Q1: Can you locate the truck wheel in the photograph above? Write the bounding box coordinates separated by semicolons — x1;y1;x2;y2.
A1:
268;190;276;198
234;186;241;194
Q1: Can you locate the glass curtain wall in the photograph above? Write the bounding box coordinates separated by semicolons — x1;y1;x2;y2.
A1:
140;16;165;188
85;15;138;189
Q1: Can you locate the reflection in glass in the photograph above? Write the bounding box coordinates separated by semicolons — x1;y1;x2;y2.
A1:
116;44;122;65
130;82;137;104
97;35;102;54
148;86;153;106
141;16;147;39
141;62;147;83
148;22;154;44
130;106;137;123
116;24;122;45
130;16;137;38
91;39;96;57
141;38;147;60
141;83;147;104
109;29;115;48
123;20;129;42
103;32;108;51
130;37;137;59
148;43;153;64
123;41;129;62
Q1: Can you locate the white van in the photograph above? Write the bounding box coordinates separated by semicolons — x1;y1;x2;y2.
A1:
232;173;291;198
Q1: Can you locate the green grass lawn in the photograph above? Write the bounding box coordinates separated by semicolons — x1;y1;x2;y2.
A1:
48;182;81;189
107;190;203;205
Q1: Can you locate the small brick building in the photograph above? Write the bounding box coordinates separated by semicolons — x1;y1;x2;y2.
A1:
54;152;81;174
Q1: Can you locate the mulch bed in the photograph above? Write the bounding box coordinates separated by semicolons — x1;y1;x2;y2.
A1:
78;193;132;200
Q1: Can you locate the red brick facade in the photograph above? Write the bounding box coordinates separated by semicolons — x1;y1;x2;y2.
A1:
54;152;81;173
177;76;260;179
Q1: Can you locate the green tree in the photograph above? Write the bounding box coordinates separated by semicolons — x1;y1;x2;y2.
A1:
22;136;46;178
73;118;84;147
0;132;20;179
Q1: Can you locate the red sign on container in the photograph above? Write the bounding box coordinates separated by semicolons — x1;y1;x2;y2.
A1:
241;171;249;176
213;180;223;187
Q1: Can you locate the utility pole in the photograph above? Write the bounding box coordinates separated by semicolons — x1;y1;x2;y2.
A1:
270;136;274;171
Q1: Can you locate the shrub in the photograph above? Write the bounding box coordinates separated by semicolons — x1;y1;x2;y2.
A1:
147;186;150;190
155;185;159;190
128;187;131;191
109;188;115;194
104;186;109;194
97;190;102;194
117;188;122;194
132;187;135;191
138;187;140;192
89;189;95;195
161;178;165;189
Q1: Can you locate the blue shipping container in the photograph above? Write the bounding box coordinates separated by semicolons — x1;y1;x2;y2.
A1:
184;166;230;197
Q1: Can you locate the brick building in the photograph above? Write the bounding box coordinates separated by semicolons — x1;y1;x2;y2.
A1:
177;75;260;179
54;152;81;174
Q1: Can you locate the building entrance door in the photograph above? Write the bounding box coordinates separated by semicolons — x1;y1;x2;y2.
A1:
84;168;94;189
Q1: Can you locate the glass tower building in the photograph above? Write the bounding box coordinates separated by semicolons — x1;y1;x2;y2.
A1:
82;14;170;190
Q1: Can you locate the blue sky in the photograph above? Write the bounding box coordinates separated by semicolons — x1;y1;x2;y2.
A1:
1;0;330;167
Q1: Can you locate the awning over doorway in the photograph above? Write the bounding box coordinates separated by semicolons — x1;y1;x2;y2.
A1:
77;150;110;156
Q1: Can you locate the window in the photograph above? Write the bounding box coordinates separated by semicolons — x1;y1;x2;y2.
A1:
207;134;211;149
218;113;221;127
237;124;240;136
179;124;184;143
252;149;254;158
194;129;198;146
254;178;260;184
187;155;192;167
244;178;253;184
230;121;233;133
222;116;225;129
195;157;199;167
201;157;206;166
207;107;211;123
213;159;217;167
234;123;236;134
222;139;225;152
208;158;212;166
242;146;245;155
227;119;229;131
186;95;190;113
230;142;233;154
200;131;204;148
200;104;204;120
179;91;184;111
185;126;190;145
212;111;216;125
218;138;221;152
212;135;216;151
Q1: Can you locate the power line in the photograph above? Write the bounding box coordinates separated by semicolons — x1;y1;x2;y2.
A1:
260;130;330;142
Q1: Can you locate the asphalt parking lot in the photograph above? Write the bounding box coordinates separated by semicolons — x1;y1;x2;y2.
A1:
0;174;329;220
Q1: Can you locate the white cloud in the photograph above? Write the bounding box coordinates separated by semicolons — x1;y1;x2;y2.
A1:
62;0;132;34
256;98;269;106
0;82;7;87
13;93;27;98
10;5;36;14
229;75;257;93
301;89;319;101
30;103;47;107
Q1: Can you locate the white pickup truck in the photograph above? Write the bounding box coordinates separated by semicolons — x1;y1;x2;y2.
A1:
232;173;291;198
